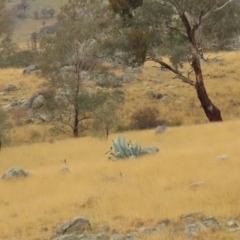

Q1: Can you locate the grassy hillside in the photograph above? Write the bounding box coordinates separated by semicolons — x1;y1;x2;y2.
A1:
0;120;240;239
0;51;240;145
6;0;67;46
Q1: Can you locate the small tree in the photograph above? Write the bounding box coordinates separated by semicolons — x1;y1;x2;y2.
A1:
0;108;11;149
39;0;113;137
92;99;121;139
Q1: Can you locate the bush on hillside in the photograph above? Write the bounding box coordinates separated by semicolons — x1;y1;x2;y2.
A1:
130;106;162;130
0;50;38;68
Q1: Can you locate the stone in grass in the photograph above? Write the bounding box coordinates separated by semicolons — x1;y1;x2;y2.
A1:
52;217;92;238
1;167;31;180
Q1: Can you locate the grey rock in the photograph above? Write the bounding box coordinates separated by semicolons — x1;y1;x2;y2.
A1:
38;114;51;122
216;154;228;160
0;91;6;96
184;222;206;235
123;232;138;240
158;96;166;102
110;234;123;240
61;65;76;73
78;234;94;240
203;217;220;229
146;90;155;99
166;85;176;89
10;99;27;107
226;220;240;228
156;222;167;231
52;217;92;238
30;69;42;75
190;181;205;188
1;167;31;180
139;227;157;236
54;234;82;240
31;95;46;109
23;65;39;74
5;84;17;91
93;233;109;240
155;125;166;135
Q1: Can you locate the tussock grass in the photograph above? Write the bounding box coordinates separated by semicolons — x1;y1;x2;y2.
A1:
0;120;240;239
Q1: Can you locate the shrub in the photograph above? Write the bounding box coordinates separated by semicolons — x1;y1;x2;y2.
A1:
130;106;160;130
0;50;37;68
107;136;159;160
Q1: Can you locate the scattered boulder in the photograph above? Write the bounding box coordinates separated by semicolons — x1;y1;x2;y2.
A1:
1;167;31;180
155;125;166;135
52;217;92;239
109;234;123;240
50;213;226;240
94;233;109;240
226;220;240;229
184;222;206;236
31;95;46;110
190;181;205;189
146;90;165;100
216;154;228;160
30;69;42;76
146;90;155;99
23;65;39;74
122;67;142;83
203;217;220;229
53;234;81;240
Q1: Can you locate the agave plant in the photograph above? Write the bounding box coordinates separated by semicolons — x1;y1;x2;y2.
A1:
107;136;159;160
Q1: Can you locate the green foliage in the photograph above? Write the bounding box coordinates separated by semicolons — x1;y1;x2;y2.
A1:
130;106;160;130
0;108;12;145
78;90;110;115
109;0;143;19
0;49;37;68
91;100;120;138
127;29;150;65
107;136;159;160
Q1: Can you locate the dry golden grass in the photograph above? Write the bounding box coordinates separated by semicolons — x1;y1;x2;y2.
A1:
0;119;240;239
1;51;240;144
6;0;68;46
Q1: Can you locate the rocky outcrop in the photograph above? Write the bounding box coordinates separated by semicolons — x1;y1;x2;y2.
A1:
52;217;92;239
1;167;31;180
23;65;39;74
51;212;240;240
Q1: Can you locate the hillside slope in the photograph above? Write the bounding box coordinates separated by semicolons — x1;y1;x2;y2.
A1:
0;120;240;239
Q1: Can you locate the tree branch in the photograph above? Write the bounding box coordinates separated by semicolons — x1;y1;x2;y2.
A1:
145;56;196;87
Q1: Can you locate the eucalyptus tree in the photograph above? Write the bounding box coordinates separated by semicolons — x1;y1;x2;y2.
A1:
107;0;240;122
